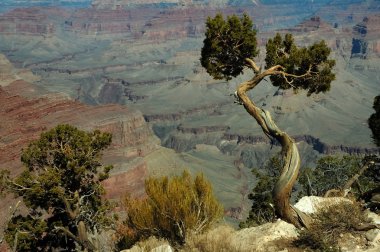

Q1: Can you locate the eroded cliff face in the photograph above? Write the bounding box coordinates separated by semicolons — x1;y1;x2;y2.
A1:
0;8;57;36
351;15;380;58
0;79;159;199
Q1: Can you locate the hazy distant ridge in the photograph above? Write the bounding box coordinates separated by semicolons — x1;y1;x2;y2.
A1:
0;0;92;12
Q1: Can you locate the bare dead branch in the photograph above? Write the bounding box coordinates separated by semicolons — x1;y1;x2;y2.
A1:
324;161;373;198
343;162;371;192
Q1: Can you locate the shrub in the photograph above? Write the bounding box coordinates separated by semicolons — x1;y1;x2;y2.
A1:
294;200;369;251
182;225;238;252
117;171;223;248
298;155;380;199
239;156;281;228
0;124;114;251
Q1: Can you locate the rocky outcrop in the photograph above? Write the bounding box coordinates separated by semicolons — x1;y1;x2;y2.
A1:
231;220;299;252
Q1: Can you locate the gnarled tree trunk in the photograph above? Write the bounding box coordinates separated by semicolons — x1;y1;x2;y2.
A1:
236;63;311;229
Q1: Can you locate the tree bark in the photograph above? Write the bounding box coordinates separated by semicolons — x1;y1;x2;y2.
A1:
236;64;311;229
55;224;96;252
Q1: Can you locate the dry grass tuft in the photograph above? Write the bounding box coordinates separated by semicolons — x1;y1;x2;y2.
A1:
181;225;241;252
294;200;370;251
129;236;170;251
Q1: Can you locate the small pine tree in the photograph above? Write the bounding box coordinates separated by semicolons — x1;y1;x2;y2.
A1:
239;156;281;228
118;171;223;248
0;124;114;251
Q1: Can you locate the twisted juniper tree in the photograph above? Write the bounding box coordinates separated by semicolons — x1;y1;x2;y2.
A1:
201;13;335;228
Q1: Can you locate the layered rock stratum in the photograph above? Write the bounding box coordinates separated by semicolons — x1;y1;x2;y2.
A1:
0;79;159;196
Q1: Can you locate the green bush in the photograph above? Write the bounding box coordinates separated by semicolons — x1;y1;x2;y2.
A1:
298;155;380;199
1;124;114;251
117;171;223;248
239;156;281;228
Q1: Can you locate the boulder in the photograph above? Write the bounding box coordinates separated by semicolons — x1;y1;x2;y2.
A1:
294;195;352;214
231;219;298;252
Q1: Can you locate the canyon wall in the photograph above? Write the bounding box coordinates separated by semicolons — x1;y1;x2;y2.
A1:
0;80;159;199
0;8;55;36
351;15;380;58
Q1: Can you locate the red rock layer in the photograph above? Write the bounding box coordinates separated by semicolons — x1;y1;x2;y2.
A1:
0;8;55;35
0;80;158;199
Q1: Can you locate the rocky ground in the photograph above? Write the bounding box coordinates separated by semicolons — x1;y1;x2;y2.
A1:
123;196;380;252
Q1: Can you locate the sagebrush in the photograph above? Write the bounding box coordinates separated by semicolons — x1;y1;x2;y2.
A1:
117;171;223;248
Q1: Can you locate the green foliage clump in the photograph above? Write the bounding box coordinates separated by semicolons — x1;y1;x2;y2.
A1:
298;155;379;198
265;33;336;95
239;156;282;228
368;95;380;146
118;171;223;248
294;200;369;252
5;215;48;251
201;13;258;80
201;13;335;97
1;124;114;251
